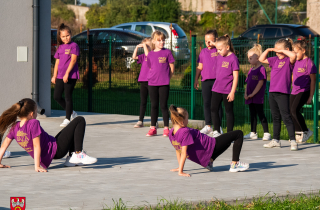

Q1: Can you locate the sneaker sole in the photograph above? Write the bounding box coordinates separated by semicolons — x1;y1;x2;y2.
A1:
262;138;271;141
229;167;249;172
134;125;143;128
146;134;157;137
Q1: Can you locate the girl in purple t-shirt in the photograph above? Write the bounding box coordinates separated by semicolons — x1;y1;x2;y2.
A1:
244;44;271;141
0;99;97;172
259;38;298;150
132;37;153;128
168;105;249;177
211;35;239;136
290;39;317;143
194;30;223;136
52;23;80;128
146;31;175;137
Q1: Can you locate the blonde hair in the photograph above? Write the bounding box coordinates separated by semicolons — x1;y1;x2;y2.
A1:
216;34;235;53
275;38;294;51
142;37;154;50
152;30;166;41
169;105;188;126
248;43;262;57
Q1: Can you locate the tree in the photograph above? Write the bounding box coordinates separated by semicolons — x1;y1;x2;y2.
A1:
52;0;80;5
147;0;181;23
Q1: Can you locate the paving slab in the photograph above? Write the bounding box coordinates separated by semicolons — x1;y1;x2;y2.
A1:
1;110;320;210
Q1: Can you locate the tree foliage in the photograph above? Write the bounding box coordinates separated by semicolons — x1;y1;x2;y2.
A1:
147;0;181;23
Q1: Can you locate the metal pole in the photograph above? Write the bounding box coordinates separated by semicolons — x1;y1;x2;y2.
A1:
191;35;197;120
275;0;278;24
247;0;249;29
313;35;319;143
109;36;112;89
256;0;272;24
88;35;93;112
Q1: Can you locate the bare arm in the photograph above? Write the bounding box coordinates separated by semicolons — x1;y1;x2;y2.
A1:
244;84;248;100
227;71;239;102
178;146;190;177
308;74;316;104
248;80;264;98
33;136;47;172
169;63;175;79
259;48;273;64
194;63;203;90
0;137;13;168
276;49;296;64
170;150;181;172
51;59;60;84
132;44;143;60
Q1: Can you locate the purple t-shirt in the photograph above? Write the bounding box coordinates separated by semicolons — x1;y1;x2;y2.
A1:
245;65;267;104
137;54;149;82
7;119;57;169
197;48;219;81
147;48;175;86
268;56;293;94
292;58;317;95
169;127;216;168
54;42;80;79
212;53;240;94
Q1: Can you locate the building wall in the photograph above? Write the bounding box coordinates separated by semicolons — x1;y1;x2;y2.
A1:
0;0;51;116
307;0;320;34
67;5;89;25
179;0;217;13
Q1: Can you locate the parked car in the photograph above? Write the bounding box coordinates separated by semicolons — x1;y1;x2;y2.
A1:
72;29;149;61
111;22;191;60
232;24;319;64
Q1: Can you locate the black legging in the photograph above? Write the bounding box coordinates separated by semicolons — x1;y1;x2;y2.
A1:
148;85;169;127
53;116;85;159
290;91;310;132
139;82;149;122
54;78;77;120
211;130;243;162
211;91;234;132
269;92;295;140
248;103;269;133
202;79;223;125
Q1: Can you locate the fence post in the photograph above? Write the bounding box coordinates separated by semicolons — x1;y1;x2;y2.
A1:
88;34;93;112
109;36;112;89
314;35;319;143
191;35;197;120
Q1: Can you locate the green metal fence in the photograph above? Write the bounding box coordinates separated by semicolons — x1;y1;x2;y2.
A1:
51;36;319;142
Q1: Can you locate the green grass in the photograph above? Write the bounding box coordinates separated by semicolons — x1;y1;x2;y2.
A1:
101;193;320;210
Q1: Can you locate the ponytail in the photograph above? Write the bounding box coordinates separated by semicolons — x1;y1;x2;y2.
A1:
248;43;262;57
216;34;235;54
0;99;36;135
276;38;293;51
169;105;188;126
57;23;72;49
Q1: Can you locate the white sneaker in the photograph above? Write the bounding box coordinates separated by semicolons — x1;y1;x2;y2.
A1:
229;161;249;172
69;151;97;165
262;133;271;141
64;156;80;167
263;139;281;148
210;130;221;138
244;132;258;139
295;131;304;143
60;119;70;128
71;111;78;121
3;151;11;158
290;141;298;151
200;125;213;134
134;121;143;128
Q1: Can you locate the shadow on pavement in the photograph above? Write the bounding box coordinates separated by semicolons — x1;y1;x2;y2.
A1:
87;119;151;126
8;151;29;158
49;156;162;169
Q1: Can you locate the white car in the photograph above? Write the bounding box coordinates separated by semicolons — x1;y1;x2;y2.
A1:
111;22;191;60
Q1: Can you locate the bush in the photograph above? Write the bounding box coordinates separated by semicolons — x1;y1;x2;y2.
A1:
180;65;192;90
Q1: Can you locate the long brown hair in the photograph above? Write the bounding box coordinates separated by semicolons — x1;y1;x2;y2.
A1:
0;99;36;135
216;34;235;53
293;38;308;56
169;105;188;126
57;23;72;49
